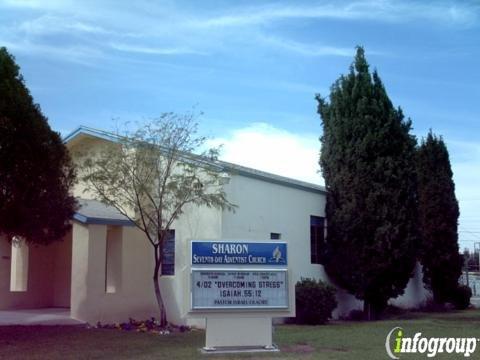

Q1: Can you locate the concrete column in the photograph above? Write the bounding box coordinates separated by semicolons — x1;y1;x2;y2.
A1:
71;223;107;323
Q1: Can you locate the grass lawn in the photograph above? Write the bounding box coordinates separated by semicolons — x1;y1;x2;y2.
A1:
1;310;480;359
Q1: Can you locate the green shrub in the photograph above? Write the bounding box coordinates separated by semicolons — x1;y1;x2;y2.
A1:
417;296;447;313
451;285;472;310
295;278;337;325
346;309;364;321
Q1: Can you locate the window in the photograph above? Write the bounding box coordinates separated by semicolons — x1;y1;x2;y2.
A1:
162;230;175;275
105;226;122;293
270;232;281;240
10;236;28;292
310;216;325;264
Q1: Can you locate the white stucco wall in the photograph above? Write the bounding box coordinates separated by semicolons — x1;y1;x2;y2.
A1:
71;223;163;324
0;233;71;310
390;263;430;309
67;133;226;325
68;136;113;200
221;174;324;279
68;207;223;325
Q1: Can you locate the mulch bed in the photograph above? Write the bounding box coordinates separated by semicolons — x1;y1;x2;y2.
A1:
91;317;190;335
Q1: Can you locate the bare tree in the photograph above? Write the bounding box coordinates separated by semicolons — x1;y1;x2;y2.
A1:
80;112;235;326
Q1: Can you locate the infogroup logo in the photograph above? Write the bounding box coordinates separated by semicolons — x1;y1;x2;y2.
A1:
385;327;479;359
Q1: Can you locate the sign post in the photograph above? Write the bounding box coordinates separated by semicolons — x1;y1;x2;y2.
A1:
188;240;292;352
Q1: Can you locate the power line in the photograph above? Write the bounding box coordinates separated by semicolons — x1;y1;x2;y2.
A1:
459;231;480;241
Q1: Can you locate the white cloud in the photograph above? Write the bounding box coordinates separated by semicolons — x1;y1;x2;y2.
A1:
0;0;72;10
208;123;323;185
3;0;477;64
258;35;354;57
189;1;478;29
3;0;476;28
109;42;205;56
0;39;105;66
18;15;109;36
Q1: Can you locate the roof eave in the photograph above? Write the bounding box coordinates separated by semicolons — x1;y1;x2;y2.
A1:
72;213;135;227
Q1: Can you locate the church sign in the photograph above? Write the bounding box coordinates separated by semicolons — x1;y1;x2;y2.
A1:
190;240;289;311
191;241;287;266
188;240;291;350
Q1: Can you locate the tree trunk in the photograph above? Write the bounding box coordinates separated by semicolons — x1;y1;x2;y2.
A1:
153;244;167;327
364;300;372;321
364;298;387;321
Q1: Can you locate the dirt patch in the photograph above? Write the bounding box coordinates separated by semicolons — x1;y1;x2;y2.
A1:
319;347;349;353
282;343;350;354
281;344;315;353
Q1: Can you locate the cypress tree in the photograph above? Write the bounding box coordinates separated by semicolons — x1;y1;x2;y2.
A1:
0;47;76;244
417;131;462;304
317;47;418;318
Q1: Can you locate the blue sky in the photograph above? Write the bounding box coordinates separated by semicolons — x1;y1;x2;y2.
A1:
1;0;479;250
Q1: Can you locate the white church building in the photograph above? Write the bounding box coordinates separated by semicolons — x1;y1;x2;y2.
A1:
0;126;429;325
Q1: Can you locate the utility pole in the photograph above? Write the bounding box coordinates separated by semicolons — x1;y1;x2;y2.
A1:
475;242;480;272
464;250;470;288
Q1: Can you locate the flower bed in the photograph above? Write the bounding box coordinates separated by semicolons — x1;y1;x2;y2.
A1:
89;318;190;335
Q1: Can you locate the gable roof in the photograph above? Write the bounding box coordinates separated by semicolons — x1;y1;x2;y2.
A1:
64;125;326;195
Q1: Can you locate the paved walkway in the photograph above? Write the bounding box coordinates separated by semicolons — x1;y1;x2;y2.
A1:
0;308;84;325
471;297;480;308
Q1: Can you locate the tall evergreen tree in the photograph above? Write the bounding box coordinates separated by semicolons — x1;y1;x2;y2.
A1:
317;47;418;318
417;131;462;304
0;47;76;244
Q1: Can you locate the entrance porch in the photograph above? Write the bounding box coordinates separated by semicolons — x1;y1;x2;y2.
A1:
0;199;165;325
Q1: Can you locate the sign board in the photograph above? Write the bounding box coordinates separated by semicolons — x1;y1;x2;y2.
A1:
192;270;288;309
191;241;287;266
188;240;291;350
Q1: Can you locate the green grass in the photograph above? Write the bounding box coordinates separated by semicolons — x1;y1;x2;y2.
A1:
1;310;480;359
